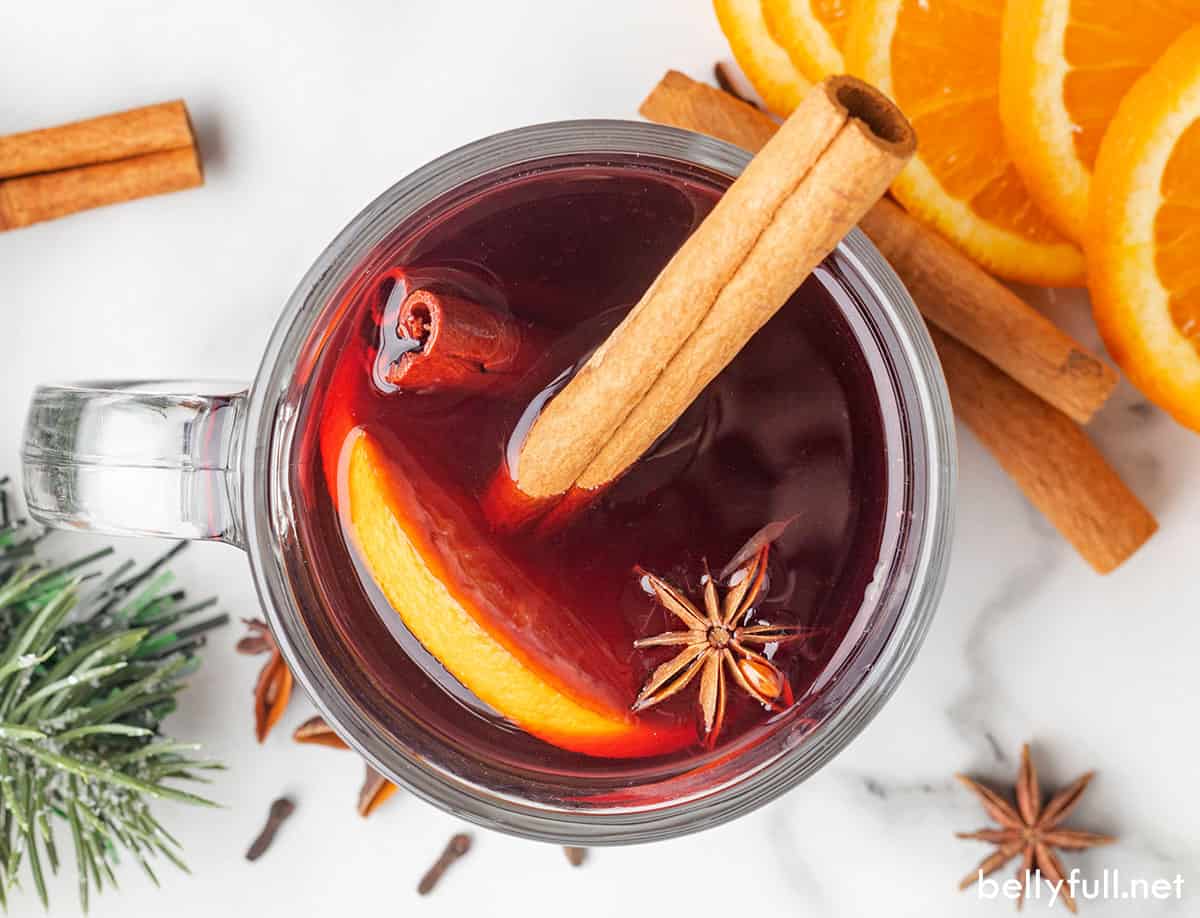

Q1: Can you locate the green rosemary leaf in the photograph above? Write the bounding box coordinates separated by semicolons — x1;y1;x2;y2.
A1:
135;854;159;888
53;723;152;744
23;824;46;909
11;662;129;719
39;629;147;687
0;648;54;682
0;723;46;740
109;740;201;766
0;752;27;834
0;481;226;912
13;742;218;808
152;837;190;874
66;790;88;915
0;587;74;688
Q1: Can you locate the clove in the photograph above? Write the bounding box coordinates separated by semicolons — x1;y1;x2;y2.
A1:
418;833;472;895
563;846;588;867
245;797;296;861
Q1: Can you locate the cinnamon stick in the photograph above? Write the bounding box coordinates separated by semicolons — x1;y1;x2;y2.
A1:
638;69;1154;572
931;328;1157;573
381;283;550;392
639;70;1118;425
0;100;195;179
511;76;914;500
0;147;202;231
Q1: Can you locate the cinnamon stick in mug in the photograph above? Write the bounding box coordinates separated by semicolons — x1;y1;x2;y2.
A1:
383;286;551;392
510;75;915;501
634;70;1155;571
639;70;1118;425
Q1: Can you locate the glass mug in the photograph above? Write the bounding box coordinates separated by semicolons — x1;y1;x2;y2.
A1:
21;122;955;844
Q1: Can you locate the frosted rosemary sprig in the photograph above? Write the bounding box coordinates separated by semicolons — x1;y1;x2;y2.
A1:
0;476;228;912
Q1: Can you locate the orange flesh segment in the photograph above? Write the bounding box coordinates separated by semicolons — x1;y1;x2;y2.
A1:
1158;118;1200;352
344;432;689;758
1063;0;1200;168
891;0;1070;245
814;0;852;50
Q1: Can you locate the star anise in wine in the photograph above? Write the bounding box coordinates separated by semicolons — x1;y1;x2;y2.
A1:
631;545;815;744
236;618;294;742
956;743;1115;913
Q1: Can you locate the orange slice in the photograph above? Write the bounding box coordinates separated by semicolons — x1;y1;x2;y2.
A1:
714;0;811;117
343;430;691;757
1088;25;1200;431
846;0;1086;285
762;0;851;81
1001;0;1200;242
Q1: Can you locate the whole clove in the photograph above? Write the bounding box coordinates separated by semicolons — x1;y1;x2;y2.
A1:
245;797;296;861
563;846;588;867
418;833;472;895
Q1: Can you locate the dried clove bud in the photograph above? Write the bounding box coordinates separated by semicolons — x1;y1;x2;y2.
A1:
418;833;472;895
245;797;296;861
563;846;588;867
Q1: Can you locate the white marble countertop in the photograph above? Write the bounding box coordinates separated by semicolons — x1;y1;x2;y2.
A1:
3;2;1198;915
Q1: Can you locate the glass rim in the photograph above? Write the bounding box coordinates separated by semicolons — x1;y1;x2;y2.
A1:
241;119;957;844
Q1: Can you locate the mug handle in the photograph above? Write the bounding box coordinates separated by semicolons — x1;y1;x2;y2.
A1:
21;382;248;547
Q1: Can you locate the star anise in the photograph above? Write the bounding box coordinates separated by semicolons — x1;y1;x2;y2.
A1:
956;743;1115;912
293;715;400;817
631;545;815;744
236;618;294;742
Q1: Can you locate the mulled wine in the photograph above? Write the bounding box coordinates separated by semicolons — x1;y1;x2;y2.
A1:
292;155;890;773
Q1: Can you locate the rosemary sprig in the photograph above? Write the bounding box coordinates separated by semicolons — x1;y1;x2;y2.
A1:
0;476;228;911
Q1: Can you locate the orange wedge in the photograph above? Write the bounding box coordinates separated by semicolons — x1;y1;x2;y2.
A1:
846;0;1086;285
714;0;811;116
1001;0;1200;242
341;430;691;757
1088;25;1200;431
762;0;851;81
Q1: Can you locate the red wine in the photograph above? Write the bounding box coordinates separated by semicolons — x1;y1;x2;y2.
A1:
292;157;888;773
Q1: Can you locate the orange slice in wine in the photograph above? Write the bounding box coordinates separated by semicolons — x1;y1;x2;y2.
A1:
341;430;691;757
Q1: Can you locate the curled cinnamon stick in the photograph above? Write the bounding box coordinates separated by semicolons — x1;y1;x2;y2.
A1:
638;68;1154;572
512;75;914;500
931;328;1156;573
0;147;202;232
383;286;549;392
0;100;195;179
639;70;1118;425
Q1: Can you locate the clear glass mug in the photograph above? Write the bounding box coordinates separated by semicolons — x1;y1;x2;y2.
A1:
21;122;955;844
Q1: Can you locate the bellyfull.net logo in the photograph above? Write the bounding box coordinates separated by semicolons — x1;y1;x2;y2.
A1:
975;869;1185;907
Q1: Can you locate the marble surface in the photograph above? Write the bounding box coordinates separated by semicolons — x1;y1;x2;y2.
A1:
3;2;1199;915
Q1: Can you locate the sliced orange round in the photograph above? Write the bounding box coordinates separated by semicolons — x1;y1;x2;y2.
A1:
714;0;811;117
762;0;850;82
342;430;693;757
1088;25;1200;431
846;0;1086;285
1001;0;1200;242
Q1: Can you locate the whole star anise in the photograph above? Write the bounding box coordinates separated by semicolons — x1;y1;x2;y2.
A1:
956;743;1115;912
631;545;815;744
236;618;294;742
